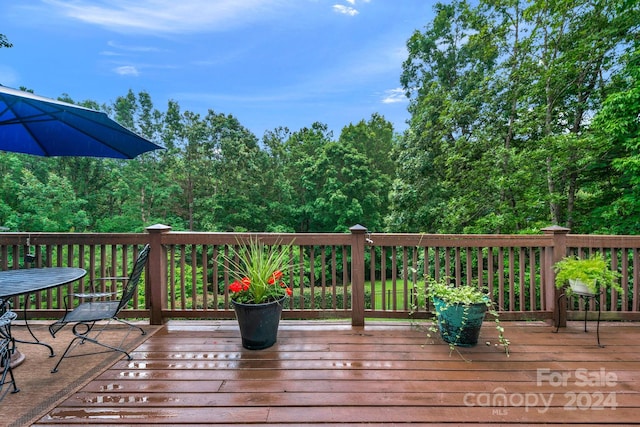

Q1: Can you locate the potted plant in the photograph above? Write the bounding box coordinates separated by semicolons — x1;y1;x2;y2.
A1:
554;253;622;296
417;277;510;356
223;237;294;350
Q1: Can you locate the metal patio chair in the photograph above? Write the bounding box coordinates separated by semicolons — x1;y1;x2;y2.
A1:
48;244;150;373
0;308;19;399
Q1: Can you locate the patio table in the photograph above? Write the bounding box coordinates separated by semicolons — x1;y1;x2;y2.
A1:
0;267;87;366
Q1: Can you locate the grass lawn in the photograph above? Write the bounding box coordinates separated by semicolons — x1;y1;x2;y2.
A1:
367;279;425;311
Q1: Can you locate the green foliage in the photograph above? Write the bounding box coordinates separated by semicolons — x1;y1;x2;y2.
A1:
0;91;288;233
213;288;372;311
426;277;491;305
222;238;296;304
554;254;622;295
394;0;639;234
413;276;510;357
586;47;640;233
0;34;11;48
5;169;90;231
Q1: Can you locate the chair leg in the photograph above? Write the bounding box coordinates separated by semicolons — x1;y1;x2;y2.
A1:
114;318;147;336
51;335;84;373
49;319;67;338
0;347;19;399
51;320;145;373
51;333;134;373
0;310;19;399
2;365;20;396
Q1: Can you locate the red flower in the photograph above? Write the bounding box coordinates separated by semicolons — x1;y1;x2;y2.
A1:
268;270;283;285
229;280;243;293
230;277;251;293
286;287;292;296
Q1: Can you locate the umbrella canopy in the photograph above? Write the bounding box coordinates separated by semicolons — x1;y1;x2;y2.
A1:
0;85;163;159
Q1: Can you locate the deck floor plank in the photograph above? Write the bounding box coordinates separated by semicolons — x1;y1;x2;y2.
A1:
33;320;640;425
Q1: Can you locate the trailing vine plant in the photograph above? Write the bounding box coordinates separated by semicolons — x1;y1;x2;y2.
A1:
410;275;510;358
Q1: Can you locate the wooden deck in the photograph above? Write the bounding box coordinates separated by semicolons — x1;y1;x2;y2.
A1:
33;320;640;425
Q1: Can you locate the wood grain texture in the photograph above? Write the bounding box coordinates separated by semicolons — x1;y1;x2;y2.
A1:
34;320;640;425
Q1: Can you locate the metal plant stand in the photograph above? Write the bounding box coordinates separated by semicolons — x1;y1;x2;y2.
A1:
555;289;603;347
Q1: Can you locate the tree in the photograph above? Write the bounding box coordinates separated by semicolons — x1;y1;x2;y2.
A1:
391;0;503;232
0;34;11;49
308;141;386;232
339;113;395;177
260;127;299;232
164;108;266;232
391;0;638;233
9;170;89;232
520;0;635;229
338;114;395;231
280;122;333;232
587;46;640;233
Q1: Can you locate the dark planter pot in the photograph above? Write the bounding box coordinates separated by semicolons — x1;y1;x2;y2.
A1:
231;297;285;350
432;296;487;347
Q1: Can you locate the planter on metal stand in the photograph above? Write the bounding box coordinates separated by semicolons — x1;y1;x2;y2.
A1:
553;253;621;348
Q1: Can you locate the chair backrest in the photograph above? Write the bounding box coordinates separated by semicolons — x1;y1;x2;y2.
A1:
116;244;150;312
0;310;17;358
0;310;17;341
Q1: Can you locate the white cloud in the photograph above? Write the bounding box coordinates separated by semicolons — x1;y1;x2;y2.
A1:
107;41;164;53
100;51;125;57
114;65;140;76
42;0;286;33
101;42;165;58
333;5;359;16
381;88;407;104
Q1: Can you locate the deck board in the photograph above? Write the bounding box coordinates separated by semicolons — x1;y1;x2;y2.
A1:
33;320;640;425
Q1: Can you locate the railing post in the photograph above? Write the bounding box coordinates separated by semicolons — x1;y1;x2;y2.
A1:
542;225;570;328
146;224;171;325
350;224;367;327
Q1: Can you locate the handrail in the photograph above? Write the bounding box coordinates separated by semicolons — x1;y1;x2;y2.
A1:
1;225;639;326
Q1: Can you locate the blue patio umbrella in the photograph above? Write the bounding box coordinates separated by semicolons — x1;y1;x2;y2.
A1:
0;85;163;159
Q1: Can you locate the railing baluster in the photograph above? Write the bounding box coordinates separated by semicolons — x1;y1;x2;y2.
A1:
342;246;348;311
390;246;397;311
309;246;316;310
331;246;337;309
2;227;640;323
368;245;375;311
200;244;208;311
509;247;515;312
634;249;640;312
167;245;175;310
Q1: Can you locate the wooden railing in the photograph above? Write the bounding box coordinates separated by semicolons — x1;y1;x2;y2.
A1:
1;224;639;326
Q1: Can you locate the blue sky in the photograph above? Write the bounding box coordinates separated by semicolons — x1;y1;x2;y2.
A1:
1;1;434;138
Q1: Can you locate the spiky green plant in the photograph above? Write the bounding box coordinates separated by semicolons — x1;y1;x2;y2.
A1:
224;237;295;304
